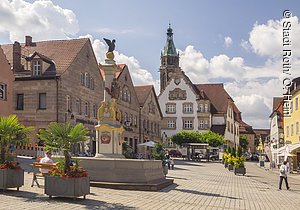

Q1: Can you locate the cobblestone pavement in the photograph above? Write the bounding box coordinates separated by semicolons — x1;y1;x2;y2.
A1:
1;158;300;210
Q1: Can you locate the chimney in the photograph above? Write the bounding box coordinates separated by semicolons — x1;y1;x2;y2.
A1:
25;36;32;46
13;41;22;72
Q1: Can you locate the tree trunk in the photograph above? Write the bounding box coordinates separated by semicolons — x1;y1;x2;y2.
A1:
64;150;70;173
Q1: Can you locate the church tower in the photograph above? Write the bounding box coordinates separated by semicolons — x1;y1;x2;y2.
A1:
160;24;180;93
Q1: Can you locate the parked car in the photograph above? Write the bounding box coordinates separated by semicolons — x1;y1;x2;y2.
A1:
209;153;219;161
251;154;259;161
169;149;182;157
244;152;252;161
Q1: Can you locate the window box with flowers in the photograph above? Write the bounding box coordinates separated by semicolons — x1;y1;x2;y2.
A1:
38;122;90;199
0;115;33;191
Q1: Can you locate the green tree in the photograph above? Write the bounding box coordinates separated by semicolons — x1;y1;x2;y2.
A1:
227;147;232;155
254;135;260;148
236;146;243;157
122;141;135;159
37;122;88;173
200;131;224;147
239;135;249;152
151;142;165;162
171;131;203;146
0;115;33;163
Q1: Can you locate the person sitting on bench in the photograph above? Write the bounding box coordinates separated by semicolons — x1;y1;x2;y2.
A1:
39;152;53;174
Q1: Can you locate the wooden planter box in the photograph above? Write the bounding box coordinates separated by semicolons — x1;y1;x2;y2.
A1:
0;169;24;191
45;176;90;199
228;164;233;171
234;167;246;175
224;163;228;168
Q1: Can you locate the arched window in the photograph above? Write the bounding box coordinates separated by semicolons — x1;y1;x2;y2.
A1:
80;73;84;85
123;88;127;101
119;88;123;100
125;112;128;122
85;73;89;87
127;90;131;102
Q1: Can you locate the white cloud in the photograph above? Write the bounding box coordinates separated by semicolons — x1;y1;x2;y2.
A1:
0;0;79;42
179;47;246;83
232;94;271;128
2;1;299;129
224;36;232;47
178;44;287;128
81;34;160;92
240;39;251;51
248;16;300;58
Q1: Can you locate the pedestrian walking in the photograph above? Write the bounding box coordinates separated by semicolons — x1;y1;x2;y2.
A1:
278;161;290;190
170;158;175;170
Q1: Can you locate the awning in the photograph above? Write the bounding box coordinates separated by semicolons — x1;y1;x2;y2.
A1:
274;143;300;153
138;141;156;147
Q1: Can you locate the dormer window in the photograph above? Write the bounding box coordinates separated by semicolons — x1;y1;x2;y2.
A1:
32;60;42;76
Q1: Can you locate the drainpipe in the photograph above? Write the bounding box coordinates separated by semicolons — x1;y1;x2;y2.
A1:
139;106;142;143
56;76;59;122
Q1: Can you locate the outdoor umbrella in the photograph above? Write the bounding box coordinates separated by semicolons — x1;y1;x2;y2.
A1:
137;141;156;147
277;153;295;157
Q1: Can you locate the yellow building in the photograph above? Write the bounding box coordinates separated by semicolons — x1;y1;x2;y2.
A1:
283;77;300;171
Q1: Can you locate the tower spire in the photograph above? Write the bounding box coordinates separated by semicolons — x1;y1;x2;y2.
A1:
160;24;180;93
163;24;177;56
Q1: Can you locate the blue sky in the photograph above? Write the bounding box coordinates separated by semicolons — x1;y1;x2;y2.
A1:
1;0;300;128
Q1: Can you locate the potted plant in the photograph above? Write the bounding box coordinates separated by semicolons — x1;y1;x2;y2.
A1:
38;122;90;199
233;156;246;175
0;115;33;191
221;149;227;164
227;156;234;171
223;152;229;167
233;146;246;175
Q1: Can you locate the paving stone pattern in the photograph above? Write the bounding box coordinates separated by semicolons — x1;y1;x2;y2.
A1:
0;158;300;210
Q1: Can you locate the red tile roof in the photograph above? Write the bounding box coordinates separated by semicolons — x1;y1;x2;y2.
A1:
272;97;282;112
1;38;89;75
195;83;232;114
134;85;153;106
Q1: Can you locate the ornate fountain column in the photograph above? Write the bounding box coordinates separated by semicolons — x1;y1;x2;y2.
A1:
95;39;124;158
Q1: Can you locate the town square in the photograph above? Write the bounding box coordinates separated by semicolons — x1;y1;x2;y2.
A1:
1;0;300;209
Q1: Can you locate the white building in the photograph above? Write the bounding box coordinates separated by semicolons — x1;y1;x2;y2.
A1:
158;25;240;148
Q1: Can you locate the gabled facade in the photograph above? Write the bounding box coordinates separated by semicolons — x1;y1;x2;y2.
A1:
233;105;255;153
115;65;140;152
269;97;284;164
100;64;142;153
158;25;241;148
0;45;14;116
2;37;104;155
135;85;162;144
270;97;284;148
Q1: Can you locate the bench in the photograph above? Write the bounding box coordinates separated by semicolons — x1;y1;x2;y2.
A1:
30;162;56;188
